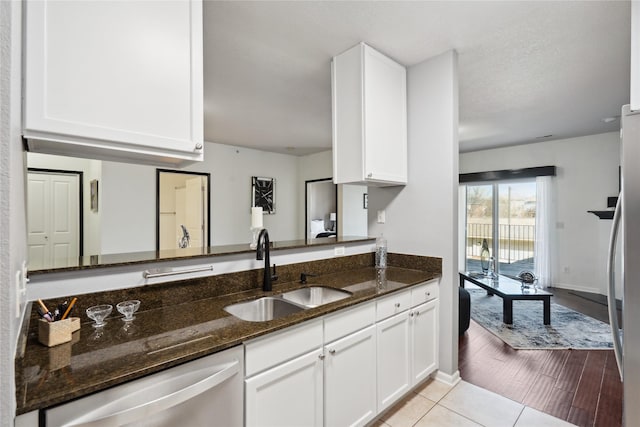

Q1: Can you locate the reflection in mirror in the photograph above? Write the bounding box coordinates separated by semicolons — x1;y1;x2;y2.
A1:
27;168;83;269
156;170;210;251
305;178;337;239
25;144;368;272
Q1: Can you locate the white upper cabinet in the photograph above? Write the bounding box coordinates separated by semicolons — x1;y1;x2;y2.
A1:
23;0;204;166
332;43;407;186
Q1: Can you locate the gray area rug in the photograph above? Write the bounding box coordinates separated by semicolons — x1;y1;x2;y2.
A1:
468;288;615;350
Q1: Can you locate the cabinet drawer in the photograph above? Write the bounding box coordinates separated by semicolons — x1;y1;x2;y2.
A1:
410;280;439;307
245;320;323;377
324;302;375;343
376;290;411;321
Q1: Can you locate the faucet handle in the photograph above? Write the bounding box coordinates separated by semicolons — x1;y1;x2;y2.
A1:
300;272;317;284
271;264;278;282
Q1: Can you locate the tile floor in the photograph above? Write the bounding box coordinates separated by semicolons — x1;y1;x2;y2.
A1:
372;379;577;427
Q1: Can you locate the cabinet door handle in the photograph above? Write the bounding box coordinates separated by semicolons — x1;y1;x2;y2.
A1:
395;302;401;308
318;354;325;360
409;311;414;318
195;143;203;150
426;291;431;297
329;349;336;355
415;310;420;316
367;172;373;178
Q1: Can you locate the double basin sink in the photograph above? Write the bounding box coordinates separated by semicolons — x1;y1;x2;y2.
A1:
224;287;352;322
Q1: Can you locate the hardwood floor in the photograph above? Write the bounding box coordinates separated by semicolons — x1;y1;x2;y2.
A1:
549;287;622;326
459;320;623;426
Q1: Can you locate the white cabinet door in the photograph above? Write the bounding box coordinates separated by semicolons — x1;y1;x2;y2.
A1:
362;45;407;184
332;42;407;187
245;349;323;427
23;0;203;166
324;325;377;427
376;310;411;412
410;299;439;385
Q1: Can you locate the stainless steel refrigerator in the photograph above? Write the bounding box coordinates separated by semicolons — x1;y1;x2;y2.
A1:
608;104;640;425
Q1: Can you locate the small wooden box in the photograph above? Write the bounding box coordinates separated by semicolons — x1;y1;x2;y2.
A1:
38;317;80;347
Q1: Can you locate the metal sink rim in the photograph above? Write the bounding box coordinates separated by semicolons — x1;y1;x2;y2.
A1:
280;286;353;308
223;296;307;322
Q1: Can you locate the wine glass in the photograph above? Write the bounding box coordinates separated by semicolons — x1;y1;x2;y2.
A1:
86;304;112;328
116;300;140;322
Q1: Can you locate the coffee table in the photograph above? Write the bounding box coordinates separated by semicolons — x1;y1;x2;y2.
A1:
459;272;553;325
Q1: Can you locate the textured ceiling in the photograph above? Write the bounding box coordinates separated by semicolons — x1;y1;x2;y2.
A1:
203;1;630;154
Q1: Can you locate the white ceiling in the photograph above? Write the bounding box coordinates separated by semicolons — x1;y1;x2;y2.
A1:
203;1;630;154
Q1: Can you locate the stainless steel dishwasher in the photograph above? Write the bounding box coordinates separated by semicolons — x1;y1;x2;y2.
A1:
45;345;243;427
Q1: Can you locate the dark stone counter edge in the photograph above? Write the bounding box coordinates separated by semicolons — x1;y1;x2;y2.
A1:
28;236;375;275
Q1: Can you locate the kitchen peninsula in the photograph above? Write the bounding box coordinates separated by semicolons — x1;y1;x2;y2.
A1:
17;251;441;426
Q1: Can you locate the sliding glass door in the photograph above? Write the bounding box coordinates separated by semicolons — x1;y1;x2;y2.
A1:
465;184;494;273
465;180;536;276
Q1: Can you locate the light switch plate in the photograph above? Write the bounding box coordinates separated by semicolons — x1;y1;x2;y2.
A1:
377;210;386;224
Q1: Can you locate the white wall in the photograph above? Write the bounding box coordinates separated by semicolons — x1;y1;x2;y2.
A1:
100;160;156;254
1;1;26;424
368;50;459;379
460;131;620;294
340;184;368;236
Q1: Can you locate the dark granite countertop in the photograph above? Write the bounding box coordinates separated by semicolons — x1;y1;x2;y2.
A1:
15;266;439;414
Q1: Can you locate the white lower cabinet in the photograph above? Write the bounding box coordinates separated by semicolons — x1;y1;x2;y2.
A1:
410;299;439;385
245;349;324;427
324;325;377;427
244;281;439;427
376;311;411;411
377;281;440;412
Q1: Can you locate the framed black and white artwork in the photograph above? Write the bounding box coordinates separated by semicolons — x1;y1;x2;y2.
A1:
252;176;275;214
90;179;99;212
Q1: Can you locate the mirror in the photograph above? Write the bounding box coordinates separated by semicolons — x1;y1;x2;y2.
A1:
26;143;369;271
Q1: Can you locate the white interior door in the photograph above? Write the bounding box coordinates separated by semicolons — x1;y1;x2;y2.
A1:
185;177;205;248
27;171;79;269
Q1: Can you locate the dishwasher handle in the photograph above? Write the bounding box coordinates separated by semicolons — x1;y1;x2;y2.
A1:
65;359;240;427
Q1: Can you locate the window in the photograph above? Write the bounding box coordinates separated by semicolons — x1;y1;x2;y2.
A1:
464;180;537;276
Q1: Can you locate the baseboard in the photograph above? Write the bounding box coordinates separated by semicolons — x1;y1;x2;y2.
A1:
551;283;602;295
434;370;461;387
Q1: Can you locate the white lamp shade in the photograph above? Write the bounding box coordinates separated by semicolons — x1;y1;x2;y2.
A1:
330;212;336;221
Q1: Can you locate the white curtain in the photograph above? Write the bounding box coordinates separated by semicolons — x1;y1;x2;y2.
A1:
534;176;553;288
458;185;467;273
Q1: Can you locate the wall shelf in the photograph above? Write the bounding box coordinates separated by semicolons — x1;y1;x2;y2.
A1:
588;210;614;220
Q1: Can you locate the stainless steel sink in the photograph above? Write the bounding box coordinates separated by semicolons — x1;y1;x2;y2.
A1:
281;286;352;308
224;297;306;322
